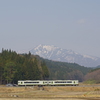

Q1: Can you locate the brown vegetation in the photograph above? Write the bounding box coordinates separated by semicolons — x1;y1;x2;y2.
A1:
0;85;100;100
84;69;100;83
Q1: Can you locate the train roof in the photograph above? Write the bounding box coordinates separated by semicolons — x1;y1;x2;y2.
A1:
18;80;78;81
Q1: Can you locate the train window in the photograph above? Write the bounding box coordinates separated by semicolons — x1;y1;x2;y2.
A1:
67;81;72;83
24;82;39;83
55;82;59;83
55;81;66;83
43;82;53;84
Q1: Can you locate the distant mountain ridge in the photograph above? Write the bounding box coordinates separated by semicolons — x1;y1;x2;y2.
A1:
30;44;100;67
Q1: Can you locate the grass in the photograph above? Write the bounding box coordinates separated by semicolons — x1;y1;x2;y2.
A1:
83;80;97;84
83;79;100;84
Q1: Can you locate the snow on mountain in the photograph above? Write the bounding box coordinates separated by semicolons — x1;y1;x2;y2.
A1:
30;44;100;67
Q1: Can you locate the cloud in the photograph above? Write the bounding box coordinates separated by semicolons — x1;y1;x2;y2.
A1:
77;19;86;24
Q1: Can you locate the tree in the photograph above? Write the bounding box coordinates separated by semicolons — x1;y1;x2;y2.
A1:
84;69;100;83
3;62;16;83
41;61;49;79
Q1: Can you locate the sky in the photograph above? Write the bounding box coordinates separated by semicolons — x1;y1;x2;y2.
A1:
0;0;100;57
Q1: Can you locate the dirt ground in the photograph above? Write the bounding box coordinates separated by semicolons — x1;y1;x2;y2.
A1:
0;84;100;100
0;98;88;100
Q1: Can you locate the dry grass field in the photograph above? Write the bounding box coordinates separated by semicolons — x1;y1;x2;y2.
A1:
0;84;100;100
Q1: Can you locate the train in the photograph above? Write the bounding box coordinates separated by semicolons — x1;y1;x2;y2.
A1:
18;80;79;86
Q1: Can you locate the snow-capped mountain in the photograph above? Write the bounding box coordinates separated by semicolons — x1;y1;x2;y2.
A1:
30;44;100;67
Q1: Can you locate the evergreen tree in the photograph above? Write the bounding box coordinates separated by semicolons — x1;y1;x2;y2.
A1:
0;49;49;84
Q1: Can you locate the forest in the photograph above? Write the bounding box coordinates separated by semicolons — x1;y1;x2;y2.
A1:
0;49;99;84
43;59;92;82
0;49;49;84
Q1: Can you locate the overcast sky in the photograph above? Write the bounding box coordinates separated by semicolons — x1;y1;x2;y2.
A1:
0;0;100;57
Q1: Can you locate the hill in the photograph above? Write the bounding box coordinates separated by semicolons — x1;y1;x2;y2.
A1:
39;58;92;82
96;65;100;68
84;68;100;83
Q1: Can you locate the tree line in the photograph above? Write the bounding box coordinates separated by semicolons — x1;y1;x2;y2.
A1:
0;49;49;84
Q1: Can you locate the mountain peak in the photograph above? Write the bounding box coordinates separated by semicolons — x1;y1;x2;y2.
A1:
30;44;100;67
37;44;58;51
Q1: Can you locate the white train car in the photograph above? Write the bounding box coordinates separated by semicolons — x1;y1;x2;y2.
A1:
18;80;79;86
